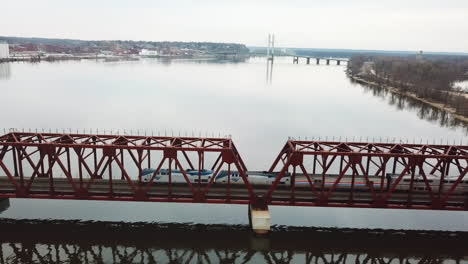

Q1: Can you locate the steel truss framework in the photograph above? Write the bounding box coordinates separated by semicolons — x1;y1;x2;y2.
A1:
0;133;468;210
0;132;254;204
267;140;468;210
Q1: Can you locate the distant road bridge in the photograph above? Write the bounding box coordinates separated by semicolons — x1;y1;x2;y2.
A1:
259;53;349;65
0;132;467;233
291;55;349;65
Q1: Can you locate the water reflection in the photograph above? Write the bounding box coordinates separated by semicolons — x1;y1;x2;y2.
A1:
351;78;468;133
0;63;11;80
143;57;250;66
266;59;274;84
1;219;467;263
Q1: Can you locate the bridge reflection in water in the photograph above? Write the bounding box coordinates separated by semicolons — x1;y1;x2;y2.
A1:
1;219;467;264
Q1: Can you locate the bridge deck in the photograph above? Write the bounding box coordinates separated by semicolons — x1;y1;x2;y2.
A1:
1;176;465;208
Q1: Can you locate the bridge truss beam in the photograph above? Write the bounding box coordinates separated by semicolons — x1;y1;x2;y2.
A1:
267;140;468;210
0;132;255;204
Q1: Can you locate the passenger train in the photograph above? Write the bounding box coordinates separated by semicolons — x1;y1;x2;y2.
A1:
141;168;214;183
141;168;468;194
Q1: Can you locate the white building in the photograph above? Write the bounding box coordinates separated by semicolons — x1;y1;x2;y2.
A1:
139;49;159;57
360;61;375;76
0;42;9;59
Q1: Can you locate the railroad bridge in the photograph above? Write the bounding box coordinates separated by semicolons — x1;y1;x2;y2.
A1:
0;132;467;234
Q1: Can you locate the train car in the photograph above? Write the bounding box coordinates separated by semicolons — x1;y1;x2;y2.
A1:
389;173;468;194
141;168;214;183
216;171;390;190
215;171;291;185
293;174;391;191
141;168;393;191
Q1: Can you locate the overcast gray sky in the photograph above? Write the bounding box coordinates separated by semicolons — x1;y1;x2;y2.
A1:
2;0;468;52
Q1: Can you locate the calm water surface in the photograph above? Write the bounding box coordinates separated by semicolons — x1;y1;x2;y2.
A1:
1;219;467;264
1;57;468;263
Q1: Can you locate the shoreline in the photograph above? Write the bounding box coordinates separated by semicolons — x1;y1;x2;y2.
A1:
0;56;102;63
0;53;250;64
349;73;468;123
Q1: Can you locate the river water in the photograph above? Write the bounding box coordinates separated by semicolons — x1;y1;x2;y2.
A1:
1;57;468;263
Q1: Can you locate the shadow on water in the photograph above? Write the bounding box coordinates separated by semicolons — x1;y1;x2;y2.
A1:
1;219;467;263
350;77;468;134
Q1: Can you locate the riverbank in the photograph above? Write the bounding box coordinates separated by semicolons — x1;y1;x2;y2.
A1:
0;55;101;63
349;73;468;123
0;53;250;64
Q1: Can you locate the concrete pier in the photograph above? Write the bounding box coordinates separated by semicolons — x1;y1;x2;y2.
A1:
316;58;320;65
306;57;310;64
293;56;299;64
249;235;271;251
248;201;271;235
337;60;341;65
0;198;10;214
326;59;330;65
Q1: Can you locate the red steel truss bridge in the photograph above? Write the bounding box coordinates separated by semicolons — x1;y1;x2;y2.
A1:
0;132;467;232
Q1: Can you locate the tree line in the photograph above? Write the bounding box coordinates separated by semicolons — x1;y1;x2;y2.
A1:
0;36;250;54
348;55;468;117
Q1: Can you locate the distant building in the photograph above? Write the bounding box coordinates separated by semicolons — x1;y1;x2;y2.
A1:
139;49;159;57
360;61;375;76
0;42;10;59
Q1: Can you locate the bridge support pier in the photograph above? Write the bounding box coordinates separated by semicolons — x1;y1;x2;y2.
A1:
293;56;299;64
0;198;10;214
248;202;270;235
306;57;310;64
316;58;320;65
337;60;341;65
326;59;330;65
249;235;271;251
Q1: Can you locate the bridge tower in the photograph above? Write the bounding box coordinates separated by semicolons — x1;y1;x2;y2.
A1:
266;34;275;84
267;34;275;62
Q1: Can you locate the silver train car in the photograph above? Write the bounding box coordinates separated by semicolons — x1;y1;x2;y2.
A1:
141;168;214;183
141;168;467;195
391;174;468;194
